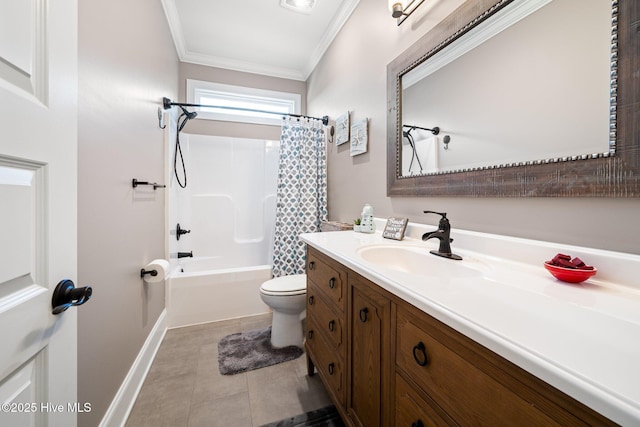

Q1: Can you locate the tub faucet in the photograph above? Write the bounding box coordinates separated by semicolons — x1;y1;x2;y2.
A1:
177;251;193;259
422;211;462;260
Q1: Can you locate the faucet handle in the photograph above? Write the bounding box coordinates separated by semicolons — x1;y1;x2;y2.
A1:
424;211;451;231
423;210;447;219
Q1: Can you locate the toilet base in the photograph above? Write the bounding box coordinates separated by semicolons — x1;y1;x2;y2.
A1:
270;311;304;348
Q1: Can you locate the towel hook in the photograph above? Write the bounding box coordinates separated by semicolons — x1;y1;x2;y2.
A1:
443;135;451;150
132;179;166;190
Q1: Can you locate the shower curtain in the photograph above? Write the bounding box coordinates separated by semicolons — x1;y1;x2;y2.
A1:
272;116;327;277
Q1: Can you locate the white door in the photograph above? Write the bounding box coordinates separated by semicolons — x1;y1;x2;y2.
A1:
0;0;82;426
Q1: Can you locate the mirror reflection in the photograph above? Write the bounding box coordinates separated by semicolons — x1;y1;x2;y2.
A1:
399;0;612;177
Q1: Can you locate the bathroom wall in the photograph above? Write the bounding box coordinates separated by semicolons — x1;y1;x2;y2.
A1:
77;0;178;425
306;0;640;255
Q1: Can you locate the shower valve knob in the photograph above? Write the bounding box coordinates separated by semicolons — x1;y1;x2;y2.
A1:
176;223;191;240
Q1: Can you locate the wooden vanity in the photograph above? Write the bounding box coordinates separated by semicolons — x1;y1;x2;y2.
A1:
304;246;615;426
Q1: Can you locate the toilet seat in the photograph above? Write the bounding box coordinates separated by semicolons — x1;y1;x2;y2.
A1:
260;274;306;296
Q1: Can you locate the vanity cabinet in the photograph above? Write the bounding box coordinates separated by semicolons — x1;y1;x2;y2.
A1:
306;248;347;406
395;303;593;426
347;273;391;427
304;246;615;427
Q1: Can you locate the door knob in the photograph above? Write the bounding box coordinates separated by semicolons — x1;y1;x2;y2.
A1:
52;279;92;315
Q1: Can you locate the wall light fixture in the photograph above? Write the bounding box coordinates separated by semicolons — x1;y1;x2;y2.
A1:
388;0;426;26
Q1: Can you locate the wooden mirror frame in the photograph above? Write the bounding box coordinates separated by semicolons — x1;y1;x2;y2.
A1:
387;0;639;197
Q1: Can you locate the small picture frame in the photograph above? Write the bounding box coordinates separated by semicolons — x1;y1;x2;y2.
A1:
335;111;350;145
383;217;408;240
350;118;368;156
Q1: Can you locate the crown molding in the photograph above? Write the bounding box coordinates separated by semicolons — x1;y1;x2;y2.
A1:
302;0;360;79
161;0;360;81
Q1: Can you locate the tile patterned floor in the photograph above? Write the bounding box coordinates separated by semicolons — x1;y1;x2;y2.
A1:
125;313;332;427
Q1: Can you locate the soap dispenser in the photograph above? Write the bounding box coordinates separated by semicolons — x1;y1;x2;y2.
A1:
360;204;375;233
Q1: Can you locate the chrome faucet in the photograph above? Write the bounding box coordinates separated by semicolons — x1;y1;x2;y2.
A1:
422;211;462;260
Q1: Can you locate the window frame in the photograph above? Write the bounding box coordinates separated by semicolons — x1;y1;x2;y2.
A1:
186;79;301;126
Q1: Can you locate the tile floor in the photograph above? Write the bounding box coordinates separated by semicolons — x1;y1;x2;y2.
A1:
125;313;333;427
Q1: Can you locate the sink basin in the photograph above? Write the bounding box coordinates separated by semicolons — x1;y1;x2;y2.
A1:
356;244;487;279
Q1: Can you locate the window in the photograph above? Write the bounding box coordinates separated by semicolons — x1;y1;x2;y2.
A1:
187;79;301;126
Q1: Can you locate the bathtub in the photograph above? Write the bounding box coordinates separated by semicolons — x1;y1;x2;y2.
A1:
167;256;272;328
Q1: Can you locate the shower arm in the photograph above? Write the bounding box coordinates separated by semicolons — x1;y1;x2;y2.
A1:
403;124;440;135
162;97;329;126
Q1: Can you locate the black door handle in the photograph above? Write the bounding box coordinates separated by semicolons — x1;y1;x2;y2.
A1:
52;279;92;315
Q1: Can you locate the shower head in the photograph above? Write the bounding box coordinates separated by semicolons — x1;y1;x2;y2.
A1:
180;106;198;120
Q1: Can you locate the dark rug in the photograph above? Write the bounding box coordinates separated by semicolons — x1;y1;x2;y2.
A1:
217;326;303;375
258;405;344;427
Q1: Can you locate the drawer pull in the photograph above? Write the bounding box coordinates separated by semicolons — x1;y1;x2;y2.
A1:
328;320;335;332
411;421;424;427
308;261;315;270
308;330;314;340
328;277;336;289
359;307;369;323
328;362;335;375
308;296;314;305
413;341;429;366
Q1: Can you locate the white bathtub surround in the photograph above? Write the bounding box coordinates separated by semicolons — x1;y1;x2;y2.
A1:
166;134;279;328
167;264;271;328
301;219;640;426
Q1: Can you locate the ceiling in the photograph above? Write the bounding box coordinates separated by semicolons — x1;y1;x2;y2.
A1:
161;0;361;81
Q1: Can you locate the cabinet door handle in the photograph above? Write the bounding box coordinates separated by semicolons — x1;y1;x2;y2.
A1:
328;320;335;332
328;362;335;375
328;277;336;289
359;307;368;323
413;341;429;366
308;261;315;270
308;330;314;340
308;296;314;305
412;421;424;427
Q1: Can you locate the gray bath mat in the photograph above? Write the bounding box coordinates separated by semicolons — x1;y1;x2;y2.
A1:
217;326;303;375
258;405;344;427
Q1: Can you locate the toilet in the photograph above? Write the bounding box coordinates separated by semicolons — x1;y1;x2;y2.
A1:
259;274;307;348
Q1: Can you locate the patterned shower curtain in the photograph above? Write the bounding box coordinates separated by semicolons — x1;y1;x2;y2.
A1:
272;116;327;277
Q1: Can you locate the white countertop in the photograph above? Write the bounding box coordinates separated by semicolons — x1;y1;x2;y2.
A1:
301;219;640;426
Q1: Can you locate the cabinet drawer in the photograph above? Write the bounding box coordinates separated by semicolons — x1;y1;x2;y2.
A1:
306;322;345;406
396;306;561;427
395;373;456;427
306;248;346;311
307;284;344;354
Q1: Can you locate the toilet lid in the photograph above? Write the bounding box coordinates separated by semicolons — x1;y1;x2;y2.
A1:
260;274;307;294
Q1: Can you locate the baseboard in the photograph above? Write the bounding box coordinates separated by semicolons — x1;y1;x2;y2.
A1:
99;309;167;427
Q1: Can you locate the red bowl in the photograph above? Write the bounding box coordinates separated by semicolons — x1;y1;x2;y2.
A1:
544;262;597;283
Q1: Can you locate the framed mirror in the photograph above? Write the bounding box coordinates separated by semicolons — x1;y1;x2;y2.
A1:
387;0;640;197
